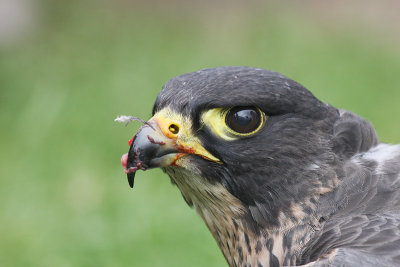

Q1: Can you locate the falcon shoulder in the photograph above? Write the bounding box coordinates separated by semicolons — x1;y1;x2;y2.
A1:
299;110;400;266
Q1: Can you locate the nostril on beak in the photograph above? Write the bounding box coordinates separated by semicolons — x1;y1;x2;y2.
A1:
168;124;180;135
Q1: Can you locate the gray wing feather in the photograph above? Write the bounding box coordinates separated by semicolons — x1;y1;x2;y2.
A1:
299;248;396;267
300;110;400;266
301;215;400;266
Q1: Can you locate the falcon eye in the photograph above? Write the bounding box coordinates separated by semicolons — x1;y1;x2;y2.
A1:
225;107;264;135
200;107;265;141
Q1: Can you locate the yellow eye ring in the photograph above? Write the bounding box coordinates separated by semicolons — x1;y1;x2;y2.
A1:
222;107;265;137
201;107;266;141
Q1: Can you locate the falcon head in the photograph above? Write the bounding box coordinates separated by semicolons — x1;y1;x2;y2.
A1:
119;67;378;266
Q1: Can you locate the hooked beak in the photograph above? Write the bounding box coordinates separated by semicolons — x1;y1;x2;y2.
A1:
120;115;221;188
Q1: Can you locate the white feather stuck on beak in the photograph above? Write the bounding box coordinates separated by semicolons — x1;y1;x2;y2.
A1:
115;115;149;126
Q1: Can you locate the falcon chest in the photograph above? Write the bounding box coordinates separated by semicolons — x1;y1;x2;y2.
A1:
165;167;314;267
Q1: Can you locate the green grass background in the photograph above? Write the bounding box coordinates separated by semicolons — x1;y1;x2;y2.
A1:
1;1;399;266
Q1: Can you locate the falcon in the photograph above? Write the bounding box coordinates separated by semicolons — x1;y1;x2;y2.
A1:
118;67;400;267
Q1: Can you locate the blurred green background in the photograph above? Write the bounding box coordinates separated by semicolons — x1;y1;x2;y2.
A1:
1;0;399;266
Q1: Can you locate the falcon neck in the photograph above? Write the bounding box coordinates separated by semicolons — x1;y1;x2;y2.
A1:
165;167;319;267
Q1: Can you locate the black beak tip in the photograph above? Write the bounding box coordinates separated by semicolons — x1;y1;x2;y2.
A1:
127;172;135;188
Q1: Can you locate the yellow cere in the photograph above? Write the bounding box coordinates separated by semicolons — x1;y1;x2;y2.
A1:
152;108;221;163
153;108;192;140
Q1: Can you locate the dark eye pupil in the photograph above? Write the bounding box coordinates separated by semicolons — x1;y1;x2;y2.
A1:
226;107;262;134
